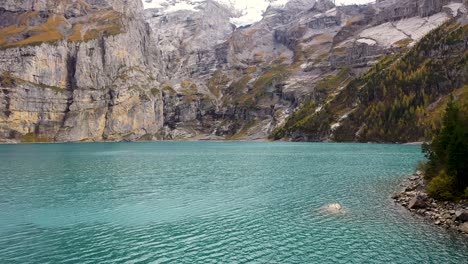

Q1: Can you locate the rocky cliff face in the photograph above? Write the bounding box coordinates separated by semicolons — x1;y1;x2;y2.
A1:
0;0;143;15
375;0;454;21
0;0;164;142
0;0;465;142
142;0;465;140
276;16;467;142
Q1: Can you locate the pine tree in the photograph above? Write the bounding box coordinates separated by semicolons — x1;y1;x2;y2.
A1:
423;96;468;200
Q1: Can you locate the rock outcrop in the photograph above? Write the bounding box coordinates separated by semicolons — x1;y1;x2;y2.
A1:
375;0;454;22
275;1;466;142
0;0;466;142
0;0;163;142
141;0;465;140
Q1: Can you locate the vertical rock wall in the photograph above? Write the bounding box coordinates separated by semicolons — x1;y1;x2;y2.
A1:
0;0;163;142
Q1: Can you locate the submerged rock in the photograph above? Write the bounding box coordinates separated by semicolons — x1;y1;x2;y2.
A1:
320;203;346;214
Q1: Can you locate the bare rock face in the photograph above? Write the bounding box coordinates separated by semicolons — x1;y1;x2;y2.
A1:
374;0;453;21
0;0;163;142
143;0;236;138
141;0;463;140
143;0;345;138
0;0;143;16
0;0;465;142
144;0;235;81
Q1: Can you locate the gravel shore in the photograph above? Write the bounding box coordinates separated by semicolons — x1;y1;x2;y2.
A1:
392;171;468;236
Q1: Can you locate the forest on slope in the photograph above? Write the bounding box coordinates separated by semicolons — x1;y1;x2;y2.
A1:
422;94;468;200
274;19;468;143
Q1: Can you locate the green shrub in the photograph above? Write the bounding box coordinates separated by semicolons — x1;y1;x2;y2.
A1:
20;133;52;143
270;127;286;140
427;171;457;201
463;187;468;199
0;72;15;87
151;88;159;96
416;161;428;174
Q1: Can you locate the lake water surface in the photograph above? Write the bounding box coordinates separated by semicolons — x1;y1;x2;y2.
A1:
0;142;467;263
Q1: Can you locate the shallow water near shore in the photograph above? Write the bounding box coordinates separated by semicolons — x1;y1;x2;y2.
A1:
1;142;467;263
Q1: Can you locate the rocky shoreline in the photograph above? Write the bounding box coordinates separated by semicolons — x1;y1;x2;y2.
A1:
392;171;468;236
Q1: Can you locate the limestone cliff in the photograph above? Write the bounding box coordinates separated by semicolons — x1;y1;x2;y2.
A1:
143;0;465;140
0;0;163;142
0;0;465;142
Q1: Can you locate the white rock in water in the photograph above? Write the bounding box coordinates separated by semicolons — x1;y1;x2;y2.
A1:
320;203;345;214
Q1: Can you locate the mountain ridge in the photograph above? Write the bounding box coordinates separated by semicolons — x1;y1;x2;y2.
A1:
0;0;466;143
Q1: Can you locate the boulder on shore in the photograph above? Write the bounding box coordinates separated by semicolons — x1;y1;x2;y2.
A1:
408;195;426;209
459;223;468;234
455;210;468;222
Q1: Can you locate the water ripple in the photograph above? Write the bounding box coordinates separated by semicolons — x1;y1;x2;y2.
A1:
0;142;468;263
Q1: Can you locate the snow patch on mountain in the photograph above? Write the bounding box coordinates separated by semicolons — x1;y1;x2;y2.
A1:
142;0;376;26
142;0;204;12
228;0;269;26
230;0;292;26
166;1;200;12
142;0;289;27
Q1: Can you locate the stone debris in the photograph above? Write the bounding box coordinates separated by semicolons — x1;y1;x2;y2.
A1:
392;171;468;236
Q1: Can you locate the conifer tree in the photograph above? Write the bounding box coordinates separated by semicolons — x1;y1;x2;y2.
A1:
423;96;468;199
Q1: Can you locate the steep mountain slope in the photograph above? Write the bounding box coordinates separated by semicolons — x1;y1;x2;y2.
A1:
275;19;467;142
0;0;163;142
0;0;466;142
144;0;466;140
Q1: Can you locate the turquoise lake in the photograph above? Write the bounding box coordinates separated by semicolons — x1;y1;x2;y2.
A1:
1;142;468;263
